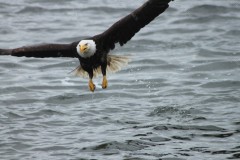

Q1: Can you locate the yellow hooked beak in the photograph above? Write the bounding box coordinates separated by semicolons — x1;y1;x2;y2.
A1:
80;44;88;53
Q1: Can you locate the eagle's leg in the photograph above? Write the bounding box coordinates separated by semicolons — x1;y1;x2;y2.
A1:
101;63;108;89
88;70;95;92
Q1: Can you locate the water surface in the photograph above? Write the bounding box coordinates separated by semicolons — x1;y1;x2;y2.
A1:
0;0;240;159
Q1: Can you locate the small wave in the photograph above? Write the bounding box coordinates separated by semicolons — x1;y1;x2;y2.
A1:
149;106;185;116
149;106;204;121
81;6;133;14
130;39;166;46
212;148;240;159
37;61;73;70
201;132;235;138
30;0;75;4
27;109;65;117
0;86;30;94
0;62;27;69
44;93;90;104
182;146;240;159
190;61;239;72
81;139;155;152
196;49;240;58
188;73;211;80
225;30;240;36
4;111;24;119
0;2;20;9
166;7;178;13
157;28;205;35
57;36;87;43
173;15;240;24
140;136;171;142
154;124;226;131
172;136;191;141
17;6;73;14
5;129;38;134
229;153;240;159
186;5;237;15
200;80;240;89
32;145;69;151
17;6;47;14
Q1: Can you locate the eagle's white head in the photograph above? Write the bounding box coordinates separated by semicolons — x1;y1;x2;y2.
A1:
76;40;96;58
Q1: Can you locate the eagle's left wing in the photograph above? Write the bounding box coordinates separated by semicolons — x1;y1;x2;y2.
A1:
93;0;172;52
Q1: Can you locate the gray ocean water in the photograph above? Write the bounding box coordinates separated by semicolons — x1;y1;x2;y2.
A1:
0;0;240;159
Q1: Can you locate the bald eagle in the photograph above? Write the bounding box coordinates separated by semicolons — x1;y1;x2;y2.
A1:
0;0;173;92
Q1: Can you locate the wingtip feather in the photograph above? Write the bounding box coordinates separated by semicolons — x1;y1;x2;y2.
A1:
0;49;12;55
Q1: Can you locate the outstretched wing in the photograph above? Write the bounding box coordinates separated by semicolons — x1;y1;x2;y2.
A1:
93;0;172;52
0;42;78;58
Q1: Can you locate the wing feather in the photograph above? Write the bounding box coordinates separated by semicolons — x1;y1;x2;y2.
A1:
0;42;78;58
93;0;172;52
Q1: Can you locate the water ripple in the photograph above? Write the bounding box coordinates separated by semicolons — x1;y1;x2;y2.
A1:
187;4;240;15
0;0;240;160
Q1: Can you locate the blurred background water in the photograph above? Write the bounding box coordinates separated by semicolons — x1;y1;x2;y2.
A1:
0;0;240;159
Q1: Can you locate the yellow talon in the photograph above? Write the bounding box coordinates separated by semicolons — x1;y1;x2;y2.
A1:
102;76;108;89
89;79;95;92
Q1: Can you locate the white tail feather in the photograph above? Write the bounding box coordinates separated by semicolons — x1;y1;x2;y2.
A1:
74;55;130;78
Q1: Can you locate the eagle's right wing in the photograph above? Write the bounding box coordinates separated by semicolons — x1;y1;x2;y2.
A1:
0;42;79;58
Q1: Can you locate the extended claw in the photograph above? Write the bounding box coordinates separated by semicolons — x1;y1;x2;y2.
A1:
89;79;95;92
102;76;108;89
